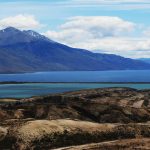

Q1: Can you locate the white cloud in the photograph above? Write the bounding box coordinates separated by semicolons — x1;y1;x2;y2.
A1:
44;16;135;42
143;27;150;37
44;16;150;58
71;37;150;58
0;14;42;30
60;16;135;37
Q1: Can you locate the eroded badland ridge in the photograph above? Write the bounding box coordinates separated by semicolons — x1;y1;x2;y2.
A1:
0;87;150;149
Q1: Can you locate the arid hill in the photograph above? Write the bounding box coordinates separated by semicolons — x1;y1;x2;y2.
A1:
56;138;150;150
0;87;150;149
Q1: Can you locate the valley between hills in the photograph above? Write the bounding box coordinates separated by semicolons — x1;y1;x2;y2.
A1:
0;87;150;149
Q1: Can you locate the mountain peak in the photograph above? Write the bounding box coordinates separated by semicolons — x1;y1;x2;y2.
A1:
24;30;47;40
0;27;56;46
24;30;55;43
1;27;20;33
24;30;42;37
0;27;35;46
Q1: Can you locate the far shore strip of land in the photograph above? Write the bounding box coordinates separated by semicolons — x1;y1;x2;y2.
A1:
1;81;150;84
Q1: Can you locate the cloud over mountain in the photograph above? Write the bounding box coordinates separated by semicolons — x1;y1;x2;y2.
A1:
43;16;150;58
0;14;42;30
45;16;135;39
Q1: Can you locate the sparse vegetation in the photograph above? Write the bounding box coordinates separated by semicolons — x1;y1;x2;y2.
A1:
0;87;150;149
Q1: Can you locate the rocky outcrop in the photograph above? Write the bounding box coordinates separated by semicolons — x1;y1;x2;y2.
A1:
1;87;150;123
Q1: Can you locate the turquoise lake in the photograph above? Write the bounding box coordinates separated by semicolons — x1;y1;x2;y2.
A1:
1;70;150;98
1;83;150;98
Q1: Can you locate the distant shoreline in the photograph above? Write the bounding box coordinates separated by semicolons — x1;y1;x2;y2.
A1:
1;81;150;84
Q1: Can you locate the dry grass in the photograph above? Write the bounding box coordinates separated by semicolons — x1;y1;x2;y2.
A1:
16;119;115;144
0;127;7;141
0;99;18;103
55;138;150;150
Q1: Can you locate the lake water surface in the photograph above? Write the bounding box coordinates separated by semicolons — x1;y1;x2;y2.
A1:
0;83;150;98
1;70;150;98
0;70;150;82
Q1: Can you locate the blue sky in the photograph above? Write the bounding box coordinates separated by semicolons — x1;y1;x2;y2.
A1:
1;0;150;58
1;0;150;30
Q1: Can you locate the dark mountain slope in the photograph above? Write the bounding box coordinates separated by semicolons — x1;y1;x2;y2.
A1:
137;58;150;64
0;27;150;73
